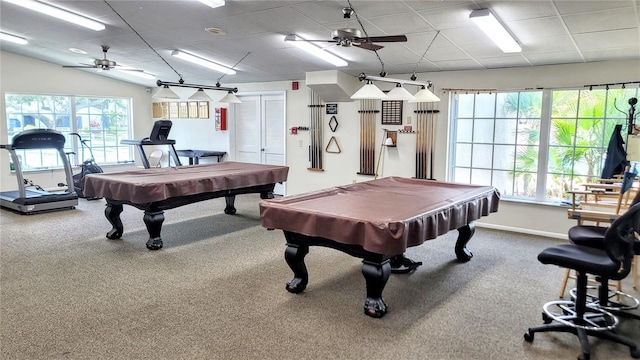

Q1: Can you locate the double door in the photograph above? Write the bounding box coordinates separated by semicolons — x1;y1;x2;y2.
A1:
232;93;285;194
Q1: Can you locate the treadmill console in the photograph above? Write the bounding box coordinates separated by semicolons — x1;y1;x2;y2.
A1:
149;120;172;142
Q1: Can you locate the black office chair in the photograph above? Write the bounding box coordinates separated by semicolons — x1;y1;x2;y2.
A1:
567;191;640;315
524;203;640;360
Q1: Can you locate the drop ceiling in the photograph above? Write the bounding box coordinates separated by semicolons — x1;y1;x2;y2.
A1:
1;0;638;88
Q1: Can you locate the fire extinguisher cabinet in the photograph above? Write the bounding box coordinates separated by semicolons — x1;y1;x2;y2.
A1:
215;108;227;131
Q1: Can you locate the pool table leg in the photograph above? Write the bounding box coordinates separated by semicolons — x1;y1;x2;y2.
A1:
362;258;391;318
143;210;165;250
224;195;236;214
284;243;309;293
105;203;124;240
455;222;475;262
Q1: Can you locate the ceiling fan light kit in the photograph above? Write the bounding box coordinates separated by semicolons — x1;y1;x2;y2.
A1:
4;0;105;31
171;50;236;75
470;9;521;53
0;31;28;45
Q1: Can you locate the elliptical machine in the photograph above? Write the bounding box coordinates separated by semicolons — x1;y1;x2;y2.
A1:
66;133;103;199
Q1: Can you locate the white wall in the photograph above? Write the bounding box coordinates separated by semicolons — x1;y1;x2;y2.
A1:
2;50;639;238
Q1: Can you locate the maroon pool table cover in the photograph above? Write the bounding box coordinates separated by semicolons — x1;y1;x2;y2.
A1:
260;177;500;255
83;162;289;203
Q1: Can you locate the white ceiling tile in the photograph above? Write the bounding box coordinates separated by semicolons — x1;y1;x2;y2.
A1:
0;0;637;87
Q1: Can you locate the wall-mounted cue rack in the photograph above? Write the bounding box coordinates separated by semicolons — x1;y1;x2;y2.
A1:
358;99;379;176
414;103;439;180
308;90;324;172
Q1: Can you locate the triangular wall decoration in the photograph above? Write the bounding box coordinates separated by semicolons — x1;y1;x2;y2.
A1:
325;136;342;154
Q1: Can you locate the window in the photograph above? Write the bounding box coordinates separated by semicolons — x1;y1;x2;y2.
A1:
5;94;133;170
450;87;639;203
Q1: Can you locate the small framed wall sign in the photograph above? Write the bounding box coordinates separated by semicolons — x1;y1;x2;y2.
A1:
199;102;209;118
326;103;338;115
169;102;179;118
179;102;189;118
188;101;199;118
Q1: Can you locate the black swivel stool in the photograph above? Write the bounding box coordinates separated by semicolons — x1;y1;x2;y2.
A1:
524;203;640;360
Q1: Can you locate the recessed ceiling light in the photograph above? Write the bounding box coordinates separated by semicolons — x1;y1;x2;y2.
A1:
69;47;87;54
205;27;226;35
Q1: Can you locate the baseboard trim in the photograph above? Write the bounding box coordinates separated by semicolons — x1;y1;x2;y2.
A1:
475;222;567;240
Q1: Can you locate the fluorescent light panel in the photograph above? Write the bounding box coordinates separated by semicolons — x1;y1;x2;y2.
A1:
171;50;236;75
470;9;521;53
287;35;348;67
4;0;105;31
198;0;225;9
0;31;28;45
117;70;156;80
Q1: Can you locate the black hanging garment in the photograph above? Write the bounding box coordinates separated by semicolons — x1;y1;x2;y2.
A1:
600;124;627;179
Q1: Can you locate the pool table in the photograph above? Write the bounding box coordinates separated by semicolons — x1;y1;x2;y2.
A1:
84;162;289;250
260;177;500;318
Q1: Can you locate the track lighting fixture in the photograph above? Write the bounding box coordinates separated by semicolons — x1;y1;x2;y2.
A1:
154;80;240;102
353;73;440;102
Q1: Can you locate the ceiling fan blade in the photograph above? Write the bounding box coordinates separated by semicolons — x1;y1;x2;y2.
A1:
363;35;407;43
354;42;384;51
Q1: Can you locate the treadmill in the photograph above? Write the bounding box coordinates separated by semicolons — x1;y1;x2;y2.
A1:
0;129;78;214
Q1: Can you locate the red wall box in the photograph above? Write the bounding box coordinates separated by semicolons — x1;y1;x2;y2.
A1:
215;107;227;130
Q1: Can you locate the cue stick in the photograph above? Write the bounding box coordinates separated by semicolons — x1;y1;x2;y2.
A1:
359;100;364;173
369;99;374;174
417;102;422;179
429;102;435;180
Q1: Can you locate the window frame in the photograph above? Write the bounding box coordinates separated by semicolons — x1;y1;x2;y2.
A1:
5;93;134;171
448;87;638;204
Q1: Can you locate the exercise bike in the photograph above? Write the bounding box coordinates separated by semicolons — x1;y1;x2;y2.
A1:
64;133;103;200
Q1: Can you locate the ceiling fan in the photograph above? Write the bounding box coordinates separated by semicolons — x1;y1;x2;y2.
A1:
63;45;143;72
285;7;407;51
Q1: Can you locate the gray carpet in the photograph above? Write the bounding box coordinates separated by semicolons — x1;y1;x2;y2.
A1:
1;195;639;360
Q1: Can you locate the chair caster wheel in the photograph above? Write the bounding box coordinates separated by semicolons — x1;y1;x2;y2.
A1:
524;331;534;342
